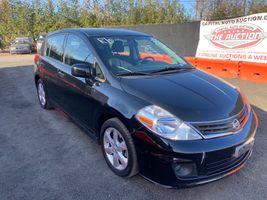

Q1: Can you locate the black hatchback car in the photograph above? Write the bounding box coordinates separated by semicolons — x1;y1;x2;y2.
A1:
34;28;258;187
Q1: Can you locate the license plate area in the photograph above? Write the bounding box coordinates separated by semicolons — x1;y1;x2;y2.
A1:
233;138;254;158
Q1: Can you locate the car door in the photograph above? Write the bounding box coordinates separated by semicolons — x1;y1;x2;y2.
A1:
41;34;66;105
56;34;99;135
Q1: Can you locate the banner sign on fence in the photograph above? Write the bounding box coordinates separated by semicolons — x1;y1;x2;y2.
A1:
196;13;267;63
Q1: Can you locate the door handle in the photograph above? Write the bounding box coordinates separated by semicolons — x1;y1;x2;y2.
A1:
57;70;65;78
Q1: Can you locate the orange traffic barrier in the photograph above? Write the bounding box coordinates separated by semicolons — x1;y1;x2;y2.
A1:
185;57;267;83
139;53;172;64
194;58;239;78
239;62;267;83
186;57;239;77
117;52;173;64
185;57;197;66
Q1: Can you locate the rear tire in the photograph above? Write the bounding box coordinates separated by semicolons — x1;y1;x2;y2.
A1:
37;79;53;110
100;118;138;177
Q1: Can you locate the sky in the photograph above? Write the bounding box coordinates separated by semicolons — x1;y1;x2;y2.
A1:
51;0;197;15
180;0;196;15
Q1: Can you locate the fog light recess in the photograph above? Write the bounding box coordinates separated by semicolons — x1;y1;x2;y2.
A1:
173;163;197;178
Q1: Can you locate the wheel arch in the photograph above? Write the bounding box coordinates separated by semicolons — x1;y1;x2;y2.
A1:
34;74;40;87
95;89;149;144
96;109;134;144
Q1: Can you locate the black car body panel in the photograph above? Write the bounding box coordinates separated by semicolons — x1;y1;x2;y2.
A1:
134;110;257;187
34;28;258;187
121;69;244;122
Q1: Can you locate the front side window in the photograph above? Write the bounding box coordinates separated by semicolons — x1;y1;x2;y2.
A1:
90;36;189;76
95;63;104;80
64;34;93;66
46;34;65;61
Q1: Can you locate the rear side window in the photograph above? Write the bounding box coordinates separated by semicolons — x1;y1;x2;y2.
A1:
64;34;93;66
45;34;65;61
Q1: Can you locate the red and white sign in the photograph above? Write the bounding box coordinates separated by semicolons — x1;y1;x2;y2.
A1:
196;13;267;63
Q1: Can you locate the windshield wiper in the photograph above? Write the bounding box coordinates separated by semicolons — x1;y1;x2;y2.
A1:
117;71;150;76
151;65;192;74
116;65;193;76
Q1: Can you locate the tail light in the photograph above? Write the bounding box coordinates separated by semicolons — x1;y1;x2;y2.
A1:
34;54;40;63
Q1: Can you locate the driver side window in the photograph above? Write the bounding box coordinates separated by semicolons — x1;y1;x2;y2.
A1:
64;34;105;80
64;34;93;66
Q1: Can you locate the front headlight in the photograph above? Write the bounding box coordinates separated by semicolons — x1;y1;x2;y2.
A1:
136;105;202;140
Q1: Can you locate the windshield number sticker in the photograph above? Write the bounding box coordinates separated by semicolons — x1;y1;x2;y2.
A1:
97;38;113;44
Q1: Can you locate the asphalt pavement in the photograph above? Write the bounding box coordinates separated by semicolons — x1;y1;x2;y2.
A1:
0;55;266;200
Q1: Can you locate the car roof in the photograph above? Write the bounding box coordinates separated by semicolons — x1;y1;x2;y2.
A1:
48;28;151;37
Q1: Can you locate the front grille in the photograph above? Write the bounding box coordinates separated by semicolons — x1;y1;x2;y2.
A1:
205;150;251;176
191;105;250;139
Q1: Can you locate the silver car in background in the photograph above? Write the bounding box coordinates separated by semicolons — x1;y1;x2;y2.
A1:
10;37;33;54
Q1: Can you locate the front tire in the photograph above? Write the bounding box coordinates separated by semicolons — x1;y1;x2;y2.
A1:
37;79;52;109
100;118;138;177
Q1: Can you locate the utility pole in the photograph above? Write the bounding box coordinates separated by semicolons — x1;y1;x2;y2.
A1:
243;0;247;16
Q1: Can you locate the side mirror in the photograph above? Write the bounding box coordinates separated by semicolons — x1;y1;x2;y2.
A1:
71;63;92;78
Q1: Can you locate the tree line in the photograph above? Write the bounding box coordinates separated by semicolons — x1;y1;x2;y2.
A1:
197;0;267;21
0;0;267;47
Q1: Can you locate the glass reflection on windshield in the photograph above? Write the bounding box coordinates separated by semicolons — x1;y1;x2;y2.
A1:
91;36;191;76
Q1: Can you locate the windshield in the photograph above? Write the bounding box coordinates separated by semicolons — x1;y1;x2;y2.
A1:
38;35;46;41
14;39;30;44
90;36;191;76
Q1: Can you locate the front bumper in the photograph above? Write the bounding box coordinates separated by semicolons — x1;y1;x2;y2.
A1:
133;110;258;187
10;48;31;54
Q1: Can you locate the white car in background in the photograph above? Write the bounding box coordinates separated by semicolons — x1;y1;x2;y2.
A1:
36;34;46;53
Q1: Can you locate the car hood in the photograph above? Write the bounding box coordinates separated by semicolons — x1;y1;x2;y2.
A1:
120;69;244;122
11;43;30;48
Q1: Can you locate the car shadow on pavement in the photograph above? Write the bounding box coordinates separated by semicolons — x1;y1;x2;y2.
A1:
0;65;267;200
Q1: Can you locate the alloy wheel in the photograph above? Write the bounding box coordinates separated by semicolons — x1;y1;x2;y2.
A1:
38;82;46;106
103;127;128;170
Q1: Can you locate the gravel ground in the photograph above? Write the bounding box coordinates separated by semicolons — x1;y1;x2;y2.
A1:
0;55;266;200
0;54;34;68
